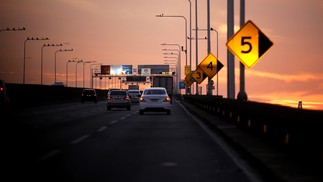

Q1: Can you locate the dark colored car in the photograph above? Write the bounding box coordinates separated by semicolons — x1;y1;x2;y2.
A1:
0;79;10;107
106;90;131;111
81;89;97;103
128;89;141;103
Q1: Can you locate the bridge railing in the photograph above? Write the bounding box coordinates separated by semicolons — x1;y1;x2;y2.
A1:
182;95;323;162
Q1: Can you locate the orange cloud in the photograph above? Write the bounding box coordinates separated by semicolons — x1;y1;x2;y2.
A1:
245;70;323;110
247;70;323;83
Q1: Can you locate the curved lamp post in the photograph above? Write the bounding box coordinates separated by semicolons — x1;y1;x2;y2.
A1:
156;15;187;66
192;27;219;95
90;63;101;88
162;47;181;77
54;49;73;83
162;48;181;94
75;60;83;88
23;37;49;84
82;61;93;88
41;43;63;85
66;59;79;87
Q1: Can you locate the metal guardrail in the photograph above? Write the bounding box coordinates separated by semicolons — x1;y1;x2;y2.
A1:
182;95;323;162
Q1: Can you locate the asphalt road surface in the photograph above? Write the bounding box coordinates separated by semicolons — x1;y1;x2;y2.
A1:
4;100;265;182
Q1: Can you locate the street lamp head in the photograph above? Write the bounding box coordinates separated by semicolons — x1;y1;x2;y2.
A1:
27;37;49;41
155;13;163;17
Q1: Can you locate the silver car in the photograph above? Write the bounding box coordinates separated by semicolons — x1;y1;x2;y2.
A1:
107;90;131;111
128;90;141;103
139;87;171;115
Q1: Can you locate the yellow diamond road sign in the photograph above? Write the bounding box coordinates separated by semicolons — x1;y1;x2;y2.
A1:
226;20;273;68
191;67;207;84
198;53;223;79
185;65;190;76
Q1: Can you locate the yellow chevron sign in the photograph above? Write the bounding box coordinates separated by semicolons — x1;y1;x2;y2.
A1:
226;20;273;68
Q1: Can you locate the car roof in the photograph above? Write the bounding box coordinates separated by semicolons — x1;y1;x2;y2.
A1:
143;87;167;95
83;88;95;91
144;87;166;90
128;90;140;92
110;90;127;93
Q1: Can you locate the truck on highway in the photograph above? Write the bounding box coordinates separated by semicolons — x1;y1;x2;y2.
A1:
128;84;139;91
152;75;174;102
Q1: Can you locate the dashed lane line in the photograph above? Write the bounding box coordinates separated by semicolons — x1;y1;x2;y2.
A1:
35;111;136;163
69;134;90;144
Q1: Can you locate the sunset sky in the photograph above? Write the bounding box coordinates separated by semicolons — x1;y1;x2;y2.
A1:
1;0;323;110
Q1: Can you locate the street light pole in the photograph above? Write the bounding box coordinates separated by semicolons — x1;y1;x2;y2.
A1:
23;37;49;84
161;44;182;84
188;0;192;95
162;48;181;94
156;14;187;66
193;28;219;95
66;59;79;87
195;0;199;94
41;43;63;85
54;49;73;83
238;0;248;101
211;27;220;96
90;63;101;88
207;0;212;96
66;60;75;87
188;0;192;80
75;60;83;88
82;61;92;88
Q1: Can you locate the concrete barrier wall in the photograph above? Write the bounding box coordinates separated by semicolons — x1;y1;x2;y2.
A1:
183;95;323;162
5;83;108;108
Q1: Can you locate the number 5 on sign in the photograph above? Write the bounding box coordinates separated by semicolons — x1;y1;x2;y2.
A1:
226;20;273;68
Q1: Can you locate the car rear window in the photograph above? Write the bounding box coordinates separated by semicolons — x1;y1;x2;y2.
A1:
110;91;127;95
83;90;95;94
144;89;166;95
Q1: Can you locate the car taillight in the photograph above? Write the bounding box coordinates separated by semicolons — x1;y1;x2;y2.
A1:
139;97;145;102
107;96;111;100
164;97;171;102
124;96;129;100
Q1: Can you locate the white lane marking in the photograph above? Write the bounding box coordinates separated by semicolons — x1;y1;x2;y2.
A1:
69;134;90;144
97;126;107;132
35;149;61;164
177;100;264;182
35;113;133;163
110;120;118;125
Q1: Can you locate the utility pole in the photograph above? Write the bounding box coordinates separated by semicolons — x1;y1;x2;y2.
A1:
237;0;248;101
227;0;235;99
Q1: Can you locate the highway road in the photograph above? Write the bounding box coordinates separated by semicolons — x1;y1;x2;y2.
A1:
4;99;266;182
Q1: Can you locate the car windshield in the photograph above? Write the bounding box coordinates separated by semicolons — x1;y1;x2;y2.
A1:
110;91;127;95
144;89;166;95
